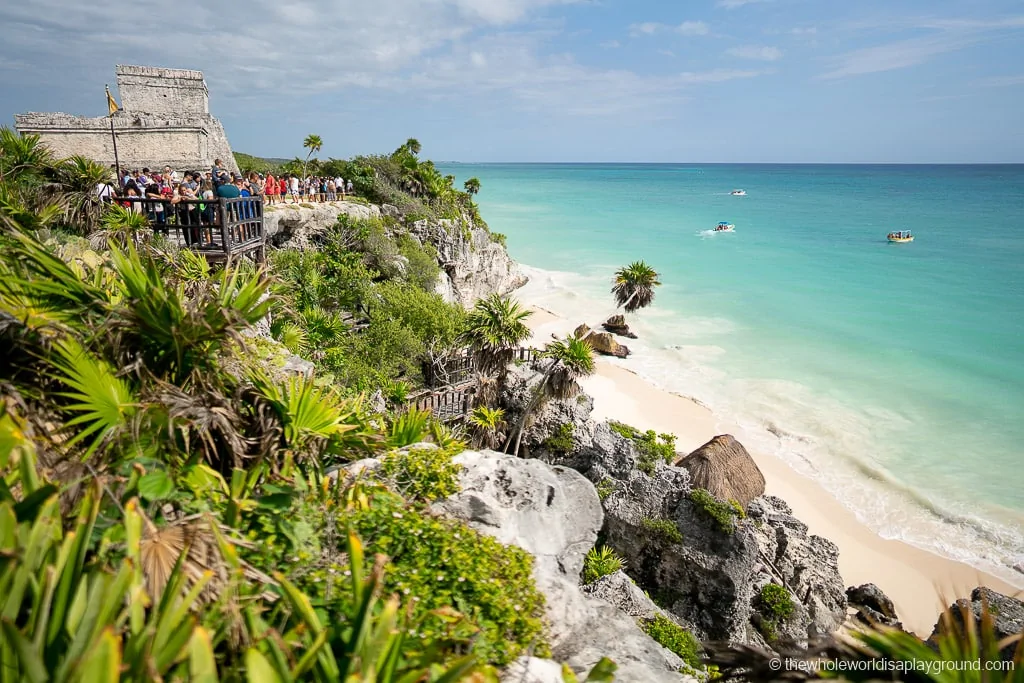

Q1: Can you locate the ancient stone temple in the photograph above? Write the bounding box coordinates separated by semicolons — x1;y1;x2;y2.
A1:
14;65;238;174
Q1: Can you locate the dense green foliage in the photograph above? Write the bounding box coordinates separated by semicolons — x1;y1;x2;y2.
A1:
380;443;464;503
542;422;576;455
582;546;626;584
641;615;703;670
609;421;678;475
756;583;795;640
640;516;684;544
269;216;466;391
689;488;745;535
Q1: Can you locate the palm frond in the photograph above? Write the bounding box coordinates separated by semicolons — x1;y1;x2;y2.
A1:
612;260;661;313
543;334;595;399
460;293;532;376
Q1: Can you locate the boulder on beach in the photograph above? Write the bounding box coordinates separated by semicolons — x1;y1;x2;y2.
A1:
574;324;630;358
674;435;766;508
602;314;638;339
847;583;902;630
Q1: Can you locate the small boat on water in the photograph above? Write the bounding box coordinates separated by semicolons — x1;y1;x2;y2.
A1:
887;230;914;243
715;221;735;232
730;189;746;196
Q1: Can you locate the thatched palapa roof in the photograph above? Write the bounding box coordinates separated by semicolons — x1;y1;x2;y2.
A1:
675;434;765;508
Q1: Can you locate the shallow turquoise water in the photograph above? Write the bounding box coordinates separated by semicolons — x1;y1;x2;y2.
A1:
440;163;1024;579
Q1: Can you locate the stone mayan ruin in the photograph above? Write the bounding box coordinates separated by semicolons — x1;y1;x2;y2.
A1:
15;65;239;174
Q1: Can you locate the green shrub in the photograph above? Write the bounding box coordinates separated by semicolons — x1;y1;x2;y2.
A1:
596;478;615;501
640;516;683;544
347;489;548;665
489;232;507;248
542;422;575;455
757;583;795;640
380;443;462;502
396;233;441;291
641;614;703;669
730;499;746;519
609;421;677;475
582;546;626;584
689;488;744;535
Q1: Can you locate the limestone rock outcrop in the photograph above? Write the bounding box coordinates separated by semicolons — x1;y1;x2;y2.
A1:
847;583;902;630
603;314;638;339
574;325;630;358
928;588;1024;662
263;201;381;248
409;219;526;308
436;450;694;682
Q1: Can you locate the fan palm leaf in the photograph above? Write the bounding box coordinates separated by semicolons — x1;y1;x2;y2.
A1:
611;261;661;313
468;405;506;450
49;339;137;459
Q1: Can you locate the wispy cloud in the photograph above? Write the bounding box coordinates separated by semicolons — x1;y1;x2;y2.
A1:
629;20;709;37
599;39;621;49
819;14;1024;80
658;49;675;58
677;21;710;36
717;0;771;8
726;45;782;61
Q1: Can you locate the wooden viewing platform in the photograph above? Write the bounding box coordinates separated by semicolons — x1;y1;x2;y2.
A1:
415;347;543;422
113;196;266;262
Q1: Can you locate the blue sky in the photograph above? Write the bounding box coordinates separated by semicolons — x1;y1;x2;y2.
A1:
1;0;1023;162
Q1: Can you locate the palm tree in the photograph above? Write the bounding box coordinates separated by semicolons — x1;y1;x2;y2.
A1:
405;138;422;156
464;177;481;196
0;126;54;186
508;334;595;457
578;260;663;346
459;293;532;378
468;405;507;450
612;260;661;312
50;155;114;235
302;134;323;199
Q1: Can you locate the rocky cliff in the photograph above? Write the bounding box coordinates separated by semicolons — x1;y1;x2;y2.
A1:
263;201;526;308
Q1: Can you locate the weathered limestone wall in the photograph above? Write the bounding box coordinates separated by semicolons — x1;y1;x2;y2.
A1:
116;65;209;116
13;65;237;175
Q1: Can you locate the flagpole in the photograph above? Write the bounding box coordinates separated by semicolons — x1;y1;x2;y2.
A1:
106;85;122;186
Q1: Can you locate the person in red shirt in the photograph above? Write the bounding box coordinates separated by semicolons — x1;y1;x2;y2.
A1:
265;173;278;204
279;176;288;202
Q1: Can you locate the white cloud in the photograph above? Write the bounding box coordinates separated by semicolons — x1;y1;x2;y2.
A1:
600;40;621;49
629;20;709;37
629;22;661;36
716;0;771;8
819;14;1024;80
658;50;676;58
677;21;710;36
0;0;765;124
726;45;783;61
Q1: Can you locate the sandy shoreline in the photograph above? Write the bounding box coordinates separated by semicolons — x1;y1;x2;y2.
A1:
524;305;1020;637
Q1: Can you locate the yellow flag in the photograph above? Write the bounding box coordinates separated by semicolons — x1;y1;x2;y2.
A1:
106;86;119;116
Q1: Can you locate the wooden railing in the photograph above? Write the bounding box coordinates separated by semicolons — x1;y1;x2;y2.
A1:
412;386;474;423
112;196;265;262
424;347;541;389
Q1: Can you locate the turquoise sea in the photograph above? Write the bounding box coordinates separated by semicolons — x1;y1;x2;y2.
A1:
439;163;1024;582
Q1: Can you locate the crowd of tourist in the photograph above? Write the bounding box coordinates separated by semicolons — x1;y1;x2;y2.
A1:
94;159;358;247
100;159;356;207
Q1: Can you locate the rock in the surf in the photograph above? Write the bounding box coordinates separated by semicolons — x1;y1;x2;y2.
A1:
574;324;630;358
603;314;638;339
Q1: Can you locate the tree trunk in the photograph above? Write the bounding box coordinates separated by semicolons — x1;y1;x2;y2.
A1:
506;358;558;457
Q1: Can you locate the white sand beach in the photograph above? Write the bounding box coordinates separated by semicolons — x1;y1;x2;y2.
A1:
524;306;1021;637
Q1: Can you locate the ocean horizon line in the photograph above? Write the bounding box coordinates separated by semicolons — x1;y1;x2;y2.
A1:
434;161;1024;167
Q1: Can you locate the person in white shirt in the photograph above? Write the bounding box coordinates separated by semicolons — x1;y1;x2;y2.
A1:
289;175;299;203
335;176;344;197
